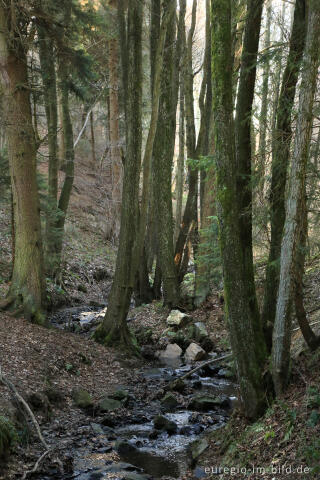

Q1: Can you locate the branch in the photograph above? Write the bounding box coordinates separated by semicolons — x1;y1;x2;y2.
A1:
166;353;232;389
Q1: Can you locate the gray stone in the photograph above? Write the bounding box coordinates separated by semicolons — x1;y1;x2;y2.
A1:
166;310;192;328
184;342;206;363
157;343;182;366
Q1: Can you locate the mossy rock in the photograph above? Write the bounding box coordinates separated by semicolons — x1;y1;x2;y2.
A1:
189;395;223;411
160;393;179;410
153;415;177;434
134;327;154;345
189;437;209;462
72;388;94;409
109;389;130;402
0;416;16;459
99;396;122;413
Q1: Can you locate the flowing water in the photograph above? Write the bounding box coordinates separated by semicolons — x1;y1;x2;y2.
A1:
43;306;238;480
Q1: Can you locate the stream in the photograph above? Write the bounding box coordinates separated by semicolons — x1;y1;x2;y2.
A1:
43;306;238;480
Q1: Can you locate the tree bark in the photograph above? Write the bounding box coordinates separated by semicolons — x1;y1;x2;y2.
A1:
262;0;307;350
272;0;320;395
234;0;265;351
152;0;179;307
133;3;175;303
194;0;214;306
95;0;143;354
174;0;186;244
38;23;59;274
174;0;198;282
257;0;271;193
109;0;123;242
0;3;46;322
211;0;267;419
54;5;75;272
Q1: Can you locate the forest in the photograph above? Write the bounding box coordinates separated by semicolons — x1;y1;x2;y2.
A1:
0;0;320;478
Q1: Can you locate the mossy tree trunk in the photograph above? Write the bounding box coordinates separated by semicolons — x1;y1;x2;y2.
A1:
95;0;143;354
194;0;213;306
272;0;320;394
53;2;75;274
134;3;175;305
262;0;306;350
257;0;271;193
152;0;179;307
108;0;123;242
0;3;46;323
211;0;267;419
174;0;198;283
234;0;265;354
37;23;59;274
174;0;186;244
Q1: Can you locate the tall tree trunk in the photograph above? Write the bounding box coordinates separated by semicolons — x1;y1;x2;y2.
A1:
272;0;320;394
152;0;179;307
211;0;267;419
95;0;143;353
38;24;59;273
0;4;46;323
257;0;271;193
174;0;198;282
174;0;186;244
262;0;307;350
133;3;175;304
194;0;214;306
109;0;123;242
54;6;75;272
234;0;265;352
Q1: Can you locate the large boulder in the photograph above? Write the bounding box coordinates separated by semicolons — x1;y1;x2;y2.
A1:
166;310;192;329
184;343;206;363
157;343;182;366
